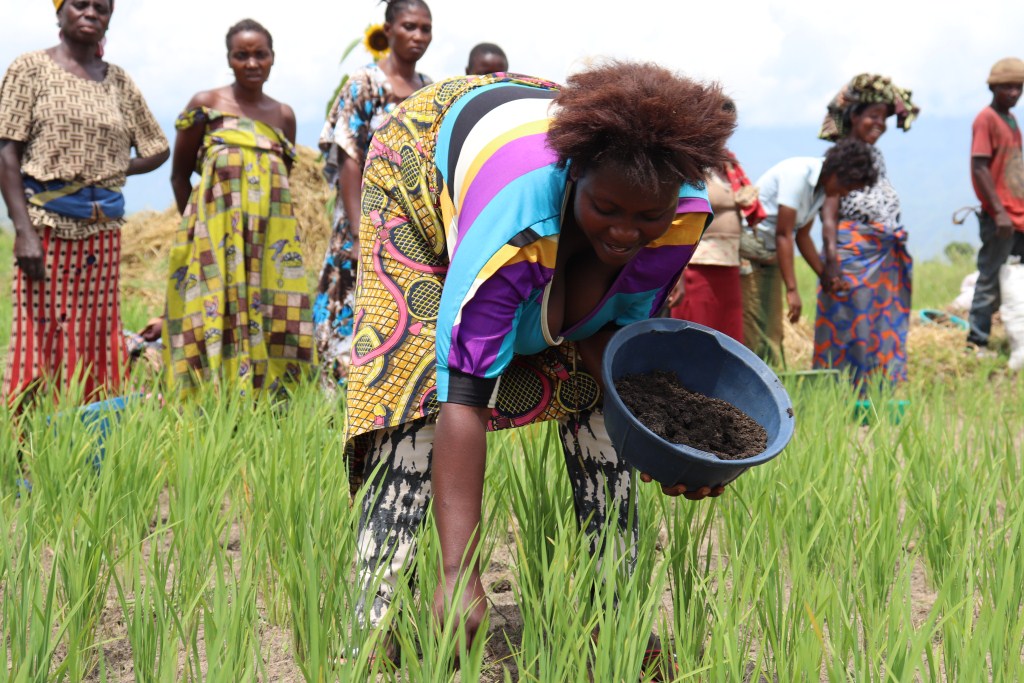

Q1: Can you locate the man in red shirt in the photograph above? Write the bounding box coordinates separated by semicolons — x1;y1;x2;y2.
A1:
968;57;1024;351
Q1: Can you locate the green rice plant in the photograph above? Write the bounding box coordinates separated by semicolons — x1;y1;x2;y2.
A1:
162;394;248;678
588;490;668;683
387;519;490;683
660;494;718;673
110;533;181;683
244;388;361;680
201;543;263;681
500;425;597;681
2;505;74;683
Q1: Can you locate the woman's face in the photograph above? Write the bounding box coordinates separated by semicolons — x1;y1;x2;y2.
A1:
385;6;432;63
849;103;889;145
60;0;112;44
228;31;274;89
572;164;681;267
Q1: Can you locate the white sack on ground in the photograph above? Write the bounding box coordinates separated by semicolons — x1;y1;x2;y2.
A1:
1000;259;1024;371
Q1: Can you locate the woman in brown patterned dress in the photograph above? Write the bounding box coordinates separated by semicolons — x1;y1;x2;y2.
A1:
0;0;169;408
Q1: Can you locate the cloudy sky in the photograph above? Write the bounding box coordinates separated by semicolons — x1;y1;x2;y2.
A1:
3;0;1024;256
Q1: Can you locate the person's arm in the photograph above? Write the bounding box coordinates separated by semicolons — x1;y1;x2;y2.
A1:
333;70;377;244
795;219;821;278
665;272;685;309
972;156;1013;240
127;148;169;177
774;204;802;323
338;151;363;246
431;402;490;640
0;140;44;281
169;94;210;214
281;104;297;173
121;70;170;178
819;195;843;292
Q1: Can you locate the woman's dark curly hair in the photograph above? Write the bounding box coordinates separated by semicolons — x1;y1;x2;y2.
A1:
546;61;736;188
226;19;273;52
822;137;879;188
380;0;431;23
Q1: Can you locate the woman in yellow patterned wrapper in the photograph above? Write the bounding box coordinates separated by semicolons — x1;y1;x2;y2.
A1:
163;19;314;397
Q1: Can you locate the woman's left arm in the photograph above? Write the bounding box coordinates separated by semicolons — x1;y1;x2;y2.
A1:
122;72;169;177
126;148;169;177
819;195;842;291
281;104;297;173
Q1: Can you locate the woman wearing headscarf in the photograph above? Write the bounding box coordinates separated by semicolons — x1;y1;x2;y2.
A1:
0;0;169;408
813;74;919;389
313;0;433;392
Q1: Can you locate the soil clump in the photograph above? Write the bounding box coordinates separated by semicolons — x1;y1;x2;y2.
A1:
615;370;767;460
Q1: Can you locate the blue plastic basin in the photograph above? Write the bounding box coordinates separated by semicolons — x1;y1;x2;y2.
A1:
601;319;795;489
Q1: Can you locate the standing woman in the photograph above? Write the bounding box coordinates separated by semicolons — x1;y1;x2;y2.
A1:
667;133;765;343
0;0;169;408
314;0;433;392
813;74;919;388
164;19;314;397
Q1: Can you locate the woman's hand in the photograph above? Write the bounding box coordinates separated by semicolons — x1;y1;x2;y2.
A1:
640;473;725;500
821;258;850;293
786;288;802;323
14;226;45;281
665;274;685;309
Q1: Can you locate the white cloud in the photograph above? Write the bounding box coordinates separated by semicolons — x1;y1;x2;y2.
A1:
4;0;1023;140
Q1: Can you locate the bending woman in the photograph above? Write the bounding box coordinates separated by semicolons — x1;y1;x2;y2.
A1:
343;63;735;661
314;0;433;391
164;19;314;397
742;139;878;364
0;0;168;407
814;74;918;388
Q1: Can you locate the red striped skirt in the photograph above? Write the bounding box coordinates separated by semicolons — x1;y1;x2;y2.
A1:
3;227;128;406
669;264;745;344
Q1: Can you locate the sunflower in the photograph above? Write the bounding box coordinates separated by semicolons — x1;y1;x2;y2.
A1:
363;24;389;62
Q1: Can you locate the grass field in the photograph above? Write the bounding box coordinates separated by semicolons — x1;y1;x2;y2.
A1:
2;232;1023;681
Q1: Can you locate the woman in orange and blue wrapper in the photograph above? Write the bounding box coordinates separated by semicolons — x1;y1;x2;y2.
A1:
813;74;919;389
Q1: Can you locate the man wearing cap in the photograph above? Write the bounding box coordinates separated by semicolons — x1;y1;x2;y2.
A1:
967;57;1024;352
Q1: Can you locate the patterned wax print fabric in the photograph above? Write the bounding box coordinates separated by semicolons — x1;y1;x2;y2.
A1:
814;148;912;387
344;75;712;443
314;64;433;391
163;108;314;398
818;73;919;142
0;50;168;240
3;227;129;406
